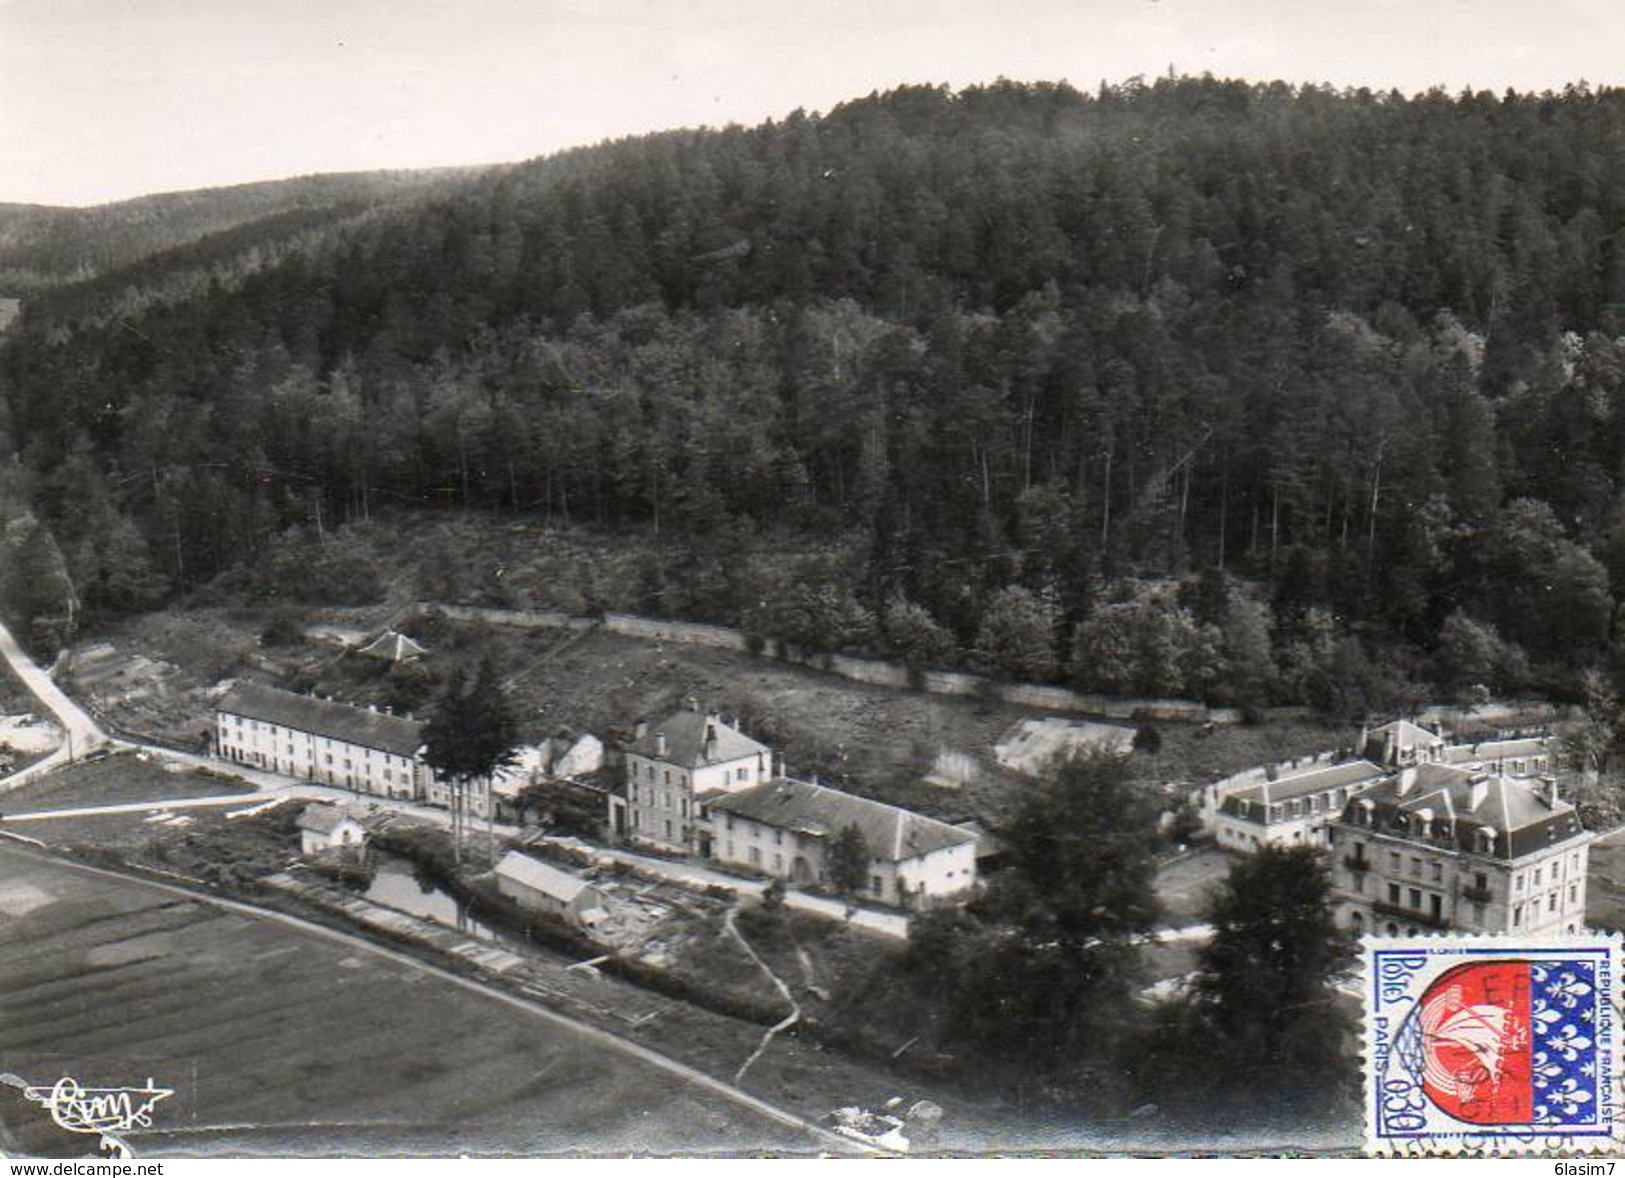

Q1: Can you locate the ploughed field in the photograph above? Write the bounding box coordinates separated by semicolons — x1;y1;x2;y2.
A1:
0;846;820;1156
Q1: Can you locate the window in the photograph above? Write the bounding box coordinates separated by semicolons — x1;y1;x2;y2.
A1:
1570;884;1579;905
1430;862;1442;882
1430;894;1442;921
1515;874;1525;892
664;820;673;841
1549;893;1558;914
1475;872;1488;891
737;767;748;781
1387;883;1401;905
871;875;883;895
1388;851;1401;871
773;854;783;872
1410;857;1422;878
774;829;783;846
1472;902;1486;925
1514;904;1524;928
726;814;734;832
663;770;670;785
1534;868;1542;886
1409;888;1422;910
749;846;761;867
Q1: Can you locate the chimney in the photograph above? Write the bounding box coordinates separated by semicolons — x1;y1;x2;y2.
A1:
634;719;648;741
705;722;717;759
1397;765;1417;795
1543;775;1560;808
687;695;700;713
655;731;667;758
775;751;787;779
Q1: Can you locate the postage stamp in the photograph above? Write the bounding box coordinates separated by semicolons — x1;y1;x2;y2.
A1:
1364;935;1622;1155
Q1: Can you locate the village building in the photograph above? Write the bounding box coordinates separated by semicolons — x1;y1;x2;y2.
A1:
494;851;606;931
296;803;370;857
1213;759;1388;852
357;629;428;663
1441;735;1555;778
491;735;608;824
1361;719;1449;767
609;705;772;853
1328;763;1593;937
215;682;431;802
704;778;978;909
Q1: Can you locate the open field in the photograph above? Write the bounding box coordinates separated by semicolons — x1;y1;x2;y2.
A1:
0;750;254;814
0;846;828;1156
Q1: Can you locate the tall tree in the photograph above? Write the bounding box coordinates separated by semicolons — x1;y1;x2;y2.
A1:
1134;845;1355;1118
422;658;519;866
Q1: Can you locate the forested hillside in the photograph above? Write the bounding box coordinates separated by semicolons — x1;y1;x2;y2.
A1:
4;76;1625;715
0;168;478;293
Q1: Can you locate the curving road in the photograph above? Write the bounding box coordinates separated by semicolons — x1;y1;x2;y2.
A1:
0;618;112;790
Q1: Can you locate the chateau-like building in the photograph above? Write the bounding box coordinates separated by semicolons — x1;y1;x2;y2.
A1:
1328;763;1593;937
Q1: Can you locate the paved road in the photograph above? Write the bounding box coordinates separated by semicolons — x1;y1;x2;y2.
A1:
0;618;111;790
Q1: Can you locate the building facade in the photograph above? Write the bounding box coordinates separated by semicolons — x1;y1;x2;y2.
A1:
495;851;606;930
705;777;978;909
216;682;431;801
296;803;370;857
1328;763;1593;937
611;706;772;853
1213;759;1388;853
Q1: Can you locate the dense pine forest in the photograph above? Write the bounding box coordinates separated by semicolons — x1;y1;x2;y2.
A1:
4;76;1625;715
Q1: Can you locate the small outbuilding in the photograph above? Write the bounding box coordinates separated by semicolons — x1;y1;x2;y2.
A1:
297;803;370;857
357;630;429;663
494;851;606;930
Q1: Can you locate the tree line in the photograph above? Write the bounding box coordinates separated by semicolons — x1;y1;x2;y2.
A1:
3;77;1625;709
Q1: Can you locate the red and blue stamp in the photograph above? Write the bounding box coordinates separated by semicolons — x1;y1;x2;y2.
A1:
1366;936;1620;1154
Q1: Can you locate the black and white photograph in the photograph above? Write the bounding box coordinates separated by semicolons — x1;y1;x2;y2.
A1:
1;0;1623;1161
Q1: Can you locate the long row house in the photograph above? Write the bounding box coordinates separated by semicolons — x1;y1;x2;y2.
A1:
1204;718;1592;937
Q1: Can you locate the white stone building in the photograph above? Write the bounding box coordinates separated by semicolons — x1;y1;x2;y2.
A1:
296;803;370;857
1328;763;1593;937
1213;759;1388;853
215;682;431;802
610;706;772;853
705;777;978;909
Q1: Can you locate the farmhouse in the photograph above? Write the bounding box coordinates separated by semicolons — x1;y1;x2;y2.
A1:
296;803;370;857
610;705;772;854
704;778;978;909
1213;759;1388;852
215;682;431;802
1329;763;1592;937
494;851;605;930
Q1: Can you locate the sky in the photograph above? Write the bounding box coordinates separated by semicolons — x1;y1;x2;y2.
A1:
3;0;1623;207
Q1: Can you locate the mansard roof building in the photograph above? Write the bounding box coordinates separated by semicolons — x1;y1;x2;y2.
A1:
1329;763;1592;937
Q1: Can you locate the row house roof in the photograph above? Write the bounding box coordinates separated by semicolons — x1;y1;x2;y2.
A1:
1220;759;1387;820
707;778;976;862
217;681;424;758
